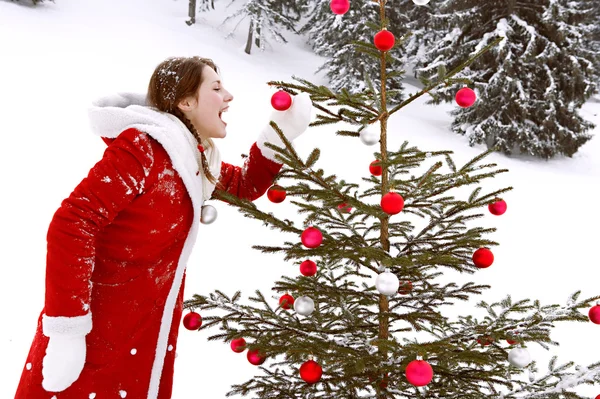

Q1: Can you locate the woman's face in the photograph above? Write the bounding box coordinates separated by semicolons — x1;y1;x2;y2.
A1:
178;65;234;140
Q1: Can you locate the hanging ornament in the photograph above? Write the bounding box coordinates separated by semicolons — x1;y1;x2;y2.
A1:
279;293;295;309
267;185;287;203
247;349;267;365
300;359;323;384
369;160;382;176
398;280;413;295
508;347;531;368
405;358;434;386
200;204;218;224
477;335;494;346
294;295;315;316
330;0;350;15
455;87;477;108
337;202;352;213
412;0;430;4
271;90;292;111
473;247;494;268
507;338;518;345
589;303;600;324
301;226;323;248
300;260;317;276
375;269;400;296
230;337;247;353
182;312;202;330
488;198;507;216
381;192;404;215
374;29;395;52
359;127;379;146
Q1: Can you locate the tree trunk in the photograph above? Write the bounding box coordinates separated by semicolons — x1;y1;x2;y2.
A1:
186;0;196;26
254;10;262;49
245;18;254;55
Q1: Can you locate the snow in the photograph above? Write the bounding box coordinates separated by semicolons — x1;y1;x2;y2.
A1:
0;0;599;397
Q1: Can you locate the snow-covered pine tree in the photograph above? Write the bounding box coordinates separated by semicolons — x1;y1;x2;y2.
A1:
413;0;599;159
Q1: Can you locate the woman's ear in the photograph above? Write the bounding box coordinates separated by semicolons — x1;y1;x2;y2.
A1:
177;96;195;112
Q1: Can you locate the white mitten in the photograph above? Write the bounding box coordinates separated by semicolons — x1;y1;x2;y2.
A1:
257;92;313;161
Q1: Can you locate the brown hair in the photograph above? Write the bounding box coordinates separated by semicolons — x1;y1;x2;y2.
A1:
147;56;220;186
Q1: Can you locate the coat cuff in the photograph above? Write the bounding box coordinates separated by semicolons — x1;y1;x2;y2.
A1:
42;313;93;338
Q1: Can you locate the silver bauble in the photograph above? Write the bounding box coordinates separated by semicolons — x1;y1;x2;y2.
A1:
293;296;315;316
375;270;399;296
508;347;531;368
359;128;379;146
412;0;430;5
200;204;218;224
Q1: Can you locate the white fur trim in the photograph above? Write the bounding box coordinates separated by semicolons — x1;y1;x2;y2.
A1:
42;313;92;337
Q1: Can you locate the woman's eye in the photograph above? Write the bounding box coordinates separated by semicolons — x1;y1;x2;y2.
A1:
214;87;221;91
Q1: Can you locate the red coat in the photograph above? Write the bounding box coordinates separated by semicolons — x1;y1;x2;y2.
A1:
14;125;282;398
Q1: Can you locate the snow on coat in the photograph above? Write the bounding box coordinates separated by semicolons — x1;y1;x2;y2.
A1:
15;93;283;399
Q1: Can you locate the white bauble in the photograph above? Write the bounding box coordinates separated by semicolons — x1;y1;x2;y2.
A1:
200;204;218;224
412;0;430;5
359;128;379;146
508;347;531;368
375;270;399;296
293;296;315;316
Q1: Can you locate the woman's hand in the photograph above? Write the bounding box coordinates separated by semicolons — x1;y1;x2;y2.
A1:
42;334;87;392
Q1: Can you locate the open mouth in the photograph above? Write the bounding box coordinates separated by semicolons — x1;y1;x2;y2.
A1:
219;108;228;126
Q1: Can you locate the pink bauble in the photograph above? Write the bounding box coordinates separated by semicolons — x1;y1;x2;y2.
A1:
381;192;404;215
473;247;494;268
182;312;202;330
330;0;350;15
405;359;434;386
299;359;323;384
230;337;247;353
247;349;266;365
301;226;323;248
271;90;292;111
488;199;507;215
455;87;476;108
589;305;600;324
300;260;317;276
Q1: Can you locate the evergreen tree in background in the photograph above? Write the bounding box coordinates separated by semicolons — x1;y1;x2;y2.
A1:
182;0;600;397
413;0;599;160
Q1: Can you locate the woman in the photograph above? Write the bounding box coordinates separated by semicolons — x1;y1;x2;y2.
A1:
14;56;313;399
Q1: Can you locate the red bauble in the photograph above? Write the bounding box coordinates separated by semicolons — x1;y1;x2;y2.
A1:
595;395;600;399
488;199;507;216
337;202;352;212
271;90;292;111
247;349;267;365
405;359;434;387
455;87;476;108
267;185;287;203
374;29;395;52
589;305;600;324
477;335;494;346
381;192;404;215
182;312;202;330
279;293;295;309
473;247;494;268
330;0;350;15
398;280;413;295
299;359;323;384
369;160;382;176
507;339;518;345
230;337;247;353
300;260;318;276
301;226;323;248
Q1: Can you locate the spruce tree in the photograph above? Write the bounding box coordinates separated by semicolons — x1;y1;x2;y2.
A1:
183;0;600;397
413;0;599;159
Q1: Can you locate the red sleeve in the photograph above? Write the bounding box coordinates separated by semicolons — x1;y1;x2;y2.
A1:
44;128;154;318
217;142;282;201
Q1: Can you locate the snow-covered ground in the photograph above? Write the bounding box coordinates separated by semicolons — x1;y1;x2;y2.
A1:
0;0;598;397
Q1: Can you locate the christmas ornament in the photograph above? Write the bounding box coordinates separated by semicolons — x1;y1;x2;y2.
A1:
374;29;395;52
589;303;600;324
267;185;287;203
405;359;434;386
595;395;600;399
359;127;379;146
508;347;531;368
294;295;315;316
230;337;247;353
412;0;430;4
507;338;518;345
182;312;202;330
398;280;412;295
477;335;494;346
300;260;317;276
330;0;350;15
301;226;323;248
369;160;382;176
337;202;352;212
200;204;217;224
300;359;323;384
375;269;400;296
279;293;295;309
247;349;267;365
271;90;292;111
381;192;404;215
473;247;494;268
455;87;477;108
488;199;507;215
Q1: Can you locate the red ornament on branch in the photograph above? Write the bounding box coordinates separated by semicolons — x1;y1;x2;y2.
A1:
300;359;323;384
369;160;382;176
374;29;395;52
381;192;404;215
230;337;247;353
300;260;318;276
271;90;292;111
405;359;434;386
337;202;352;212
279;293;295;309
473;247;494;268
301;226;323;248
330;0;350;15
267;185;287;203
589;304;600;324
455;87;477;108
488;198;507;215
477;335;494;346
247;349;267;365
398;280;413;295
182;312;202;330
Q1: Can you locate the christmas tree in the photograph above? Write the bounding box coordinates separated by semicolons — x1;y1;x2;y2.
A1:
184;0;600;397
